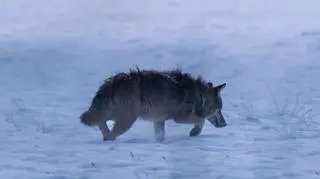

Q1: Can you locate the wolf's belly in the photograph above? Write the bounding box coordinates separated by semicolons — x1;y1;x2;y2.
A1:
173;114;203;124
138;103;181;120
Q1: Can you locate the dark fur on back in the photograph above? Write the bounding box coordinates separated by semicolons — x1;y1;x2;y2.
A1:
94;68;186;103
163;68;212;106
96;68;211;107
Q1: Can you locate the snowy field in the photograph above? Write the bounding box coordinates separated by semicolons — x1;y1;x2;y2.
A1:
1;0;320;178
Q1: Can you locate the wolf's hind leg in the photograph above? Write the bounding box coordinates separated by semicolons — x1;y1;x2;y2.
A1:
106;116;137;141
189;120;205;137
98;122;111;141
153;120;165;142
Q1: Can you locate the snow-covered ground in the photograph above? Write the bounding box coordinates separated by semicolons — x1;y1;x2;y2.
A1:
1;0;320;178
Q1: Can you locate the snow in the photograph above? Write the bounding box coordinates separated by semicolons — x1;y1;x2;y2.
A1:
1;0;320;178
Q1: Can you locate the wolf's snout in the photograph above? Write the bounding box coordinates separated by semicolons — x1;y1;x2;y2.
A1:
80;111;87;120
207;110;227;128
80;111;89;122
217;120;227;128
80;111;97;126
216;113;227;128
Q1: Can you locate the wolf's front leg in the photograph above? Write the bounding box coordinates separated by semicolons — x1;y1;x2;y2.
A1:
153;120;165;142
189;120;205;137
98;122;111;141
106;117;137;141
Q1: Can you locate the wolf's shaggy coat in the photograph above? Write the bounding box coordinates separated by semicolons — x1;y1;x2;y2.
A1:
80;68;227;141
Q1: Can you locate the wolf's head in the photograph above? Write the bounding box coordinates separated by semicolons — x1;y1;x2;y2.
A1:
195;83;227;128
80;92;110;126
80;79;115;126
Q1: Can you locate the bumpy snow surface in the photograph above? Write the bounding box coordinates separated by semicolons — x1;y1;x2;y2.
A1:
1;0;320;178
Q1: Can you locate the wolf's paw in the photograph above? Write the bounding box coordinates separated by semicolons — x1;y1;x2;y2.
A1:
189;127;201;137
155;138;165;142
103;136;115;141
155;136;165;142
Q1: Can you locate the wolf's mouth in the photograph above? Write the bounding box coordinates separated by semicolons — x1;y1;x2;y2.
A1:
206;111;227;128
216;120;227;128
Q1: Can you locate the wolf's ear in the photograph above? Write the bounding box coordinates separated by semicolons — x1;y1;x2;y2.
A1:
214;83;226;92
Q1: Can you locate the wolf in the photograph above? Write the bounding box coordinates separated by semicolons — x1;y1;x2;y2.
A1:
80;68;227;142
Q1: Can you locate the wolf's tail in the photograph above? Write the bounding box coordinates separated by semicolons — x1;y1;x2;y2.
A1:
80;111;98;126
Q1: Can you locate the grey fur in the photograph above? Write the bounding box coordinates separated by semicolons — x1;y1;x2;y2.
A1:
80;68;227;142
